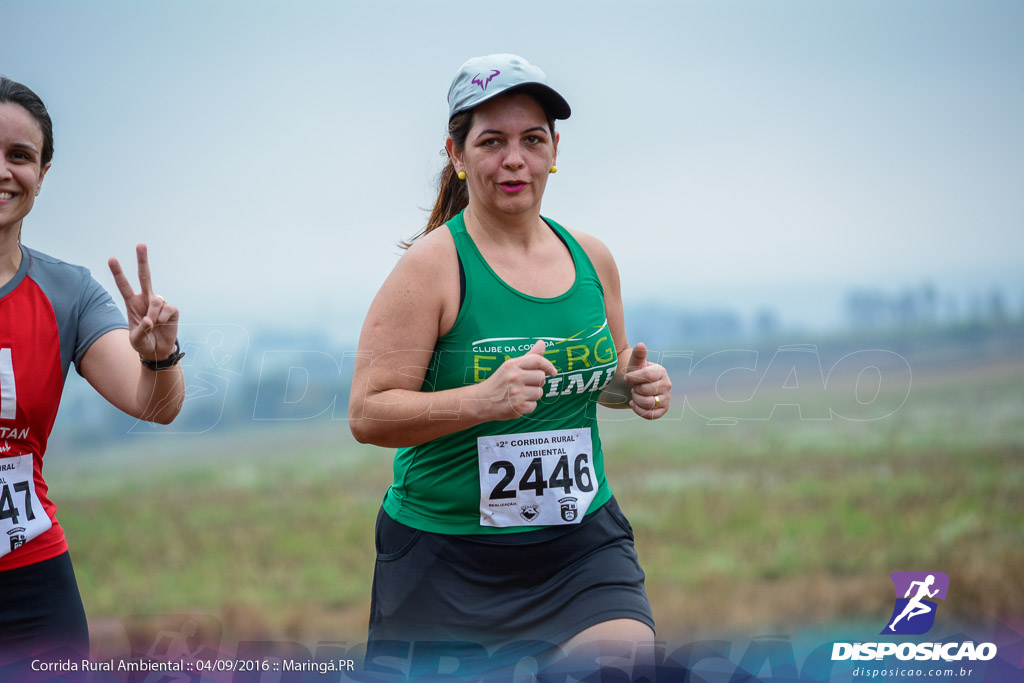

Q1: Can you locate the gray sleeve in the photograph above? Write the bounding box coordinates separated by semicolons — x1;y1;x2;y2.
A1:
73;270;129;372
26;247;128;380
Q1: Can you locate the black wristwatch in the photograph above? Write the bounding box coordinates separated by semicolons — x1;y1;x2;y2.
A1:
140;339;186;371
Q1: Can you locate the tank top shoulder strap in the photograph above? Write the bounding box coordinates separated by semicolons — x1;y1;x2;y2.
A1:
539;216;602;293
444;211;472;308
444;210;499;294
444;210;475;266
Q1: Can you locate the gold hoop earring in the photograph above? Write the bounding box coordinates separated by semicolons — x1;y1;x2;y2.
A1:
549;165;558;174
457;171;467;180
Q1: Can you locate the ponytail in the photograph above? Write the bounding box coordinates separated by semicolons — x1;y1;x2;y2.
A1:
402;111;473;248
425;158;469;233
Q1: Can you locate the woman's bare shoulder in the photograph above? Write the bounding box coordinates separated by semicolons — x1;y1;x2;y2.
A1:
375;225;461;335
400;225;458;275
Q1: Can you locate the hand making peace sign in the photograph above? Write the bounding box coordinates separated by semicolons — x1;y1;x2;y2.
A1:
108;243;179;361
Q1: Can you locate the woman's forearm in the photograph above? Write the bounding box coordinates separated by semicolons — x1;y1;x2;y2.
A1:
349;383;499;448
133;363;185;424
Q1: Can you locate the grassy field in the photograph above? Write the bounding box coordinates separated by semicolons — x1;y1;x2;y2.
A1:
46;338;1024;654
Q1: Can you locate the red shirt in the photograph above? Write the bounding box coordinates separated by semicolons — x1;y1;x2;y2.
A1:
0;246;125;571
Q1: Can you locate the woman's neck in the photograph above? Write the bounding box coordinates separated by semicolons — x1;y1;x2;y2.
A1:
0;225;24;288
464;205;546;250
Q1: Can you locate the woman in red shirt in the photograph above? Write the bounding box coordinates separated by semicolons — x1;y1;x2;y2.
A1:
0;76;186;664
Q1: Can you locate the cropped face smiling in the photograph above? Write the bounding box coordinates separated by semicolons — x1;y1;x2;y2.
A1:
0;102;50;234
451;93;558;218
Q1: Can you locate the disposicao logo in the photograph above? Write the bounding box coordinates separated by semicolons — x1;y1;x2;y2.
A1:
882;571;949;635
831;571;998;663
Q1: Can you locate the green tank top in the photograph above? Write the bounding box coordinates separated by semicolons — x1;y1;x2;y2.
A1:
382;210;616;534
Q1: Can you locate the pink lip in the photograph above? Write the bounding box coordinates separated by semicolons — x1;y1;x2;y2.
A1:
499;182;526;194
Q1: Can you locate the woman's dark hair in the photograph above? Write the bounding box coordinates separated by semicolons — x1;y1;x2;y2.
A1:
0;76;55;166
404;93;556;247
415;111;473;243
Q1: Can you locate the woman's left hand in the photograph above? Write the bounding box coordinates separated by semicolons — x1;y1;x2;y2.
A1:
108;243;179;361
624;342;671;419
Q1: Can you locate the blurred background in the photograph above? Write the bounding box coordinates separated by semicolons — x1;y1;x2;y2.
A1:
2;0;1022;662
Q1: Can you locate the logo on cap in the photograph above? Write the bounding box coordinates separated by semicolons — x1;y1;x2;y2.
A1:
472;70;501;91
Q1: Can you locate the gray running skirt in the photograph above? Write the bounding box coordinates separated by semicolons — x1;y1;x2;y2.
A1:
366;496;653;660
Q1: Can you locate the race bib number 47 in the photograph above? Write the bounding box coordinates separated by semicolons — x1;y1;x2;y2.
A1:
478;427;597;527
0;454;51;558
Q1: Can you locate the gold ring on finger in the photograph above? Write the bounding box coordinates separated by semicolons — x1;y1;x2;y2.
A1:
654;395;661;409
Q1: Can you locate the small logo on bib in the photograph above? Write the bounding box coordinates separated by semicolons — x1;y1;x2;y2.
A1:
519;505;540;522
8;527;26;552
560;497;579;522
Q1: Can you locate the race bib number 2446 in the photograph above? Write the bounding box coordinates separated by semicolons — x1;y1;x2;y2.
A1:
478;427;597;527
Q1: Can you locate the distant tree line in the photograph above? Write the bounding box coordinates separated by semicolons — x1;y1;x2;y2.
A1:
844;283;1017;330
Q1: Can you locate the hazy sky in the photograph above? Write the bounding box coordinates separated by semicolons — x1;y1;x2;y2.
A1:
3;0;1022;338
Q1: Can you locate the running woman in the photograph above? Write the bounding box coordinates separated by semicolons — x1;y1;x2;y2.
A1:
0;76;185;662
348;54;672;671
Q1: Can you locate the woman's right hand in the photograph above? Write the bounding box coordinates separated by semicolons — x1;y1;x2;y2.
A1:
477;340;557;420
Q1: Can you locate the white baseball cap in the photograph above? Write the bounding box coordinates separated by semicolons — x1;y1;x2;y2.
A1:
447;53;571;121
